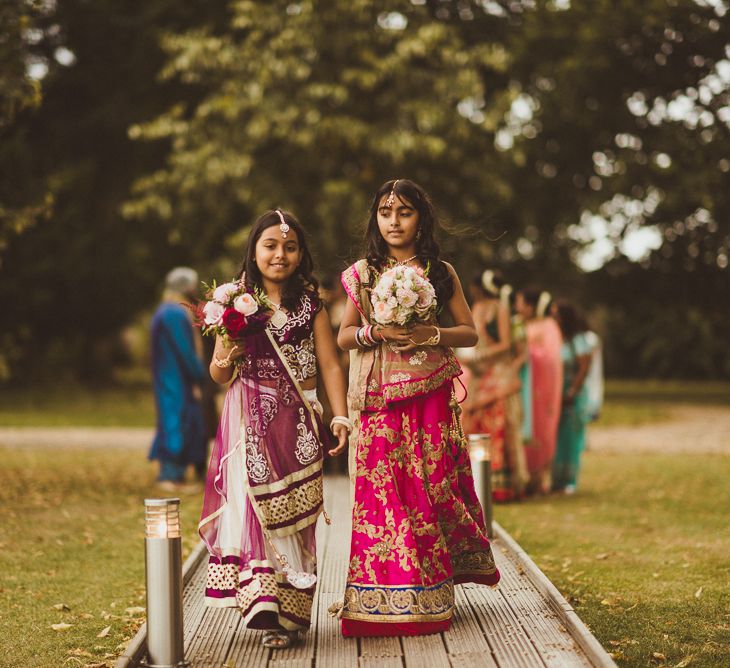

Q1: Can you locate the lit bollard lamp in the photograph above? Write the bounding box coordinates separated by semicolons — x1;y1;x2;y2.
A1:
467;433;494;539
143;498;188;668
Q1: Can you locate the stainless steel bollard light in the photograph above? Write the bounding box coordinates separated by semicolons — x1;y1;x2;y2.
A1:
143;498;188;668
467;433;494;539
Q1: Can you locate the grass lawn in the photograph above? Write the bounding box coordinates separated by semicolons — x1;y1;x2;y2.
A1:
0;383;156;427
497;451;730;667
0;447;202;667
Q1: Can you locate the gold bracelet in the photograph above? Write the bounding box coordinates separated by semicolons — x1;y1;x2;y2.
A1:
213;350;235;368
409;326;441;347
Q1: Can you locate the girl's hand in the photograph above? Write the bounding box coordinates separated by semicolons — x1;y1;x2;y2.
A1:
406;323;438;345
378;325;411;344
328;424;349;456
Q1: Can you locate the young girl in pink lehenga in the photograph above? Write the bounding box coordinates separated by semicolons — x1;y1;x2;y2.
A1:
199;210;349;649
336;179;500;637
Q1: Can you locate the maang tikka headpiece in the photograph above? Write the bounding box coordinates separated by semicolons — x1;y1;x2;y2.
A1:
385;180;399;208
275;209;290;238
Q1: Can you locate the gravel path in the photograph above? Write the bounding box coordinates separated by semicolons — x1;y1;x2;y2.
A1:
589;404;730;455
1;404;729;455
0;426;153;449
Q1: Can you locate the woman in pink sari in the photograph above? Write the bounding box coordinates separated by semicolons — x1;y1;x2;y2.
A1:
336;179;500;637
199;211;349;649
515;288;563;495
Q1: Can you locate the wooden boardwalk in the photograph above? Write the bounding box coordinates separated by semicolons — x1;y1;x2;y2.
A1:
118;476;616;668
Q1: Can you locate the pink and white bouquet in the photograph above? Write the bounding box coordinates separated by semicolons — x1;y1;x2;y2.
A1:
370;265;437;326
192;279;271;340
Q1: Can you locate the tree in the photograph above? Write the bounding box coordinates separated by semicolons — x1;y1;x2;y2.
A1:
0;0;228;380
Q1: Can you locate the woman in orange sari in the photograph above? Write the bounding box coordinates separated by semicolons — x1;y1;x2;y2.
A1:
462;270;527;501
514;288;563;495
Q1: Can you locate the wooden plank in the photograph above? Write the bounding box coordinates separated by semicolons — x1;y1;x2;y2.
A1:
493;546;590;667
401;633;450;668
185;607;240;666
443;589;496;665
268;660;313;668
224;625;270;668
448;651;500;668
493;523;617;668
315;592;358;668
359;635;402;658
464;583;547;668
359;657;403;668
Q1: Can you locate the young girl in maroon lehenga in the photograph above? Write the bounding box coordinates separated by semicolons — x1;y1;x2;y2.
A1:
199;210;349;649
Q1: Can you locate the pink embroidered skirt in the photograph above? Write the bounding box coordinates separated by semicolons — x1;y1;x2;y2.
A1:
341;381;500;637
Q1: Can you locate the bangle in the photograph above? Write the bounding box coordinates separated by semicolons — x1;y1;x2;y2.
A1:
410;326;441;347
330;416;354;433
213;349;235;368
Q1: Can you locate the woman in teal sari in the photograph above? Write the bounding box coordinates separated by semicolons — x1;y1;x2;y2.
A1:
552;300;592;494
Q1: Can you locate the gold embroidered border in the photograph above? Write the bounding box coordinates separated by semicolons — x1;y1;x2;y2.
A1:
452;549;498;575
253;474;323;536
248;459;322;496
236;567;314;631
341;580;454;623
364;356;462;410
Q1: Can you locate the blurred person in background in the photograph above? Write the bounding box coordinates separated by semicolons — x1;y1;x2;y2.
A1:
462;270;527;501
581;317;604;423
552;300;593;494
149;266;207;491
515;287;563;495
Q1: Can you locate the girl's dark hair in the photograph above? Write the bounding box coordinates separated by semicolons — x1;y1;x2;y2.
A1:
555;299;586;340
472;268;505;298
236;210;318;311
519;286;542;309
364;179;454;310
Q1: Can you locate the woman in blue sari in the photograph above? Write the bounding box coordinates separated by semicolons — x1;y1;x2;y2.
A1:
552;300;592;494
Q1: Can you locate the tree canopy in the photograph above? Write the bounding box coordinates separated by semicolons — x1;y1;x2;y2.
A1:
1;0;728;380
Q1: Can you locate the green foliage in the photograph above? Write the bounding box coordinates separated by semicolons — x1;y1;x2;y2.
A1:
1;0;728;379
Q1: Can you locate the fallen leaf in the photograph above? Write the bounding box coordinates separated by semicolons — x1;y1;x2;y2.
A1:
595;553;609;560
97;626;111;638
79;613;94;619
83;663;107;668
675;656;693;667
652;572;660;578
51;623;73;631
652;652;667;661
694;587;703;599
608;651;625;660
53;603;71;611
67;649;92;658
125;606;145;616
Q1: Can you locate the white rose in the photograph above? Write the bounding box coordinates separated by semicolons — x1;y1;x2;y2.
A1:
212;282;238;304
203;301;225;325
233;293;258;316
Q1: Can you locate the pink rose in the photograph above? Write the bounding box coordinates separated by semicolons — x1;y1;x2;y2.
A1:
203;300;225;325
233;293;258;316
212;282;238;304
373;301;394;324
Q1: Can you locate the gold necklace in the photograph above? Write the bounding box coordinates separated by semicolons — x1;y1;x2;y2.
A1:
388;254;418;267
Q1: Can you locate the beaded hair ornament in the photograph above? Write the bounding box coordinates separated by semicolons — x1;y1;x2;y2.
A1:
385;179;400;207
275;209;290;238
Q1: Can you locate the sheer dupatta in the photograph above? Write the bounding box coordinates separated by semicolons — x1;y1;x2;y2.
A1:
199;328;326;585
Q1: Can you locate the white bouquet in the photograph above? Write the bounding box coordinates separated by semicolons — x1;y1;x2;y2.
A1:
370;265;437;326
